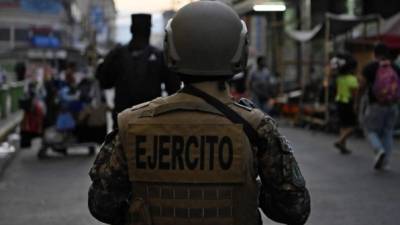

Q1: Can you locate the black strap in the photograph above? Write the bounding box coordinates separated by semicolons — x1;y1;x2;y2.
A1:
181;84;264;153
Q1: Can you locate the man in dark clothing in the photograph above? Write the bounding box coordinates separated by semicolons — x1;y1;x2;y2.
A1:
360;43;400;170
96;14;180;124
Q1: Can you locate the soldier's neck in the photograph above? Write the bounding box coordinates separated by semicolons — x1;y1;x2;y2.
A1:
189;81;232;100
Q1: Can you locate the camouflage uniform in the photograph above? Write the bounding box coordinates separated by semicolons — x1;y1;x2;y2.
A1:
89;90;310;225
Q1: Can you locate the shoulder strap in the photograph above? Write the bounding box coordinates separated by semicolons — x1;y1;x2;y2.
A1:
181;84;265;155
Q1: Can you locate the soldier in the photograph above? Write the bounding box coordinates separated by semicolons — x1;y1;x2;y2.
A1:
96;13;180;125
88;2;310;225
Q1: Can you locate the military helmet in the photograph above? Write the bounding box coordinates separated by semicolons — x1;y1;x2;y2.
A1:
164;1;248;76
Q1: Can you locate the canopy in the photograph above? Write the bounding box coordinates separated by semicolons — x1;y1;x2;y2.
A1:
349;12;400;49
376;12;400;48
285;13;380;43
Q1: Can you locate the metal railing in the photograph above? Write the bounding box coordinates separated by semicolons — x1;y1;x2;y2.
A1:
0;81;25;119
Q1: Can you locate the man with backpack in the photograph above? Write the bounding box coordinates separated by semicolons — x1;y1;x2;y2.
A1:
360;43;400;170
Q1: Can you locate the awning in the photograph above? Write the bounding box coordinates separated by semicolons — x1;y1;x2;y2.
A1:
285;13;381;42
381;12;400;36
285;24;322;42
351;12;400;49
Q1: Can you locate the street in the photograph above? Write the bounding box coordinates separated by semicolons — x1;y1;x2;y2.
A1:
0;126;399;225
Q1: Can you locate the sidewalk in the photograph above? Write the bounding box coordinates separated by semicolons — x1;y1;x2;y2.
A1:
0;111;23;177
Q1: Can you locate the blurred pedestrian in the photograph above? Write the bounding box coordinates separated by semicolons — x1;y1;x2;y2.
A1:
19;82;45;148
96;14;180;126
360;43;400;170
14;61;26;81
248;56;276;113
43;64;59;128
331;53;359;154
88;2;310;225
77;95;110;144
0;66;7;86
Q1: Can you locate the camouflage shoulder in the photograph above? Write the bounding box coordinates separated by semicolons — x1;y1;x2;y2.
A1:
104;129;119;143
117;102;151;129
90;130;120;175
230;98;266;136
117;97;170;127
128;96;168;113
238;98;257;109
117;101;151;117
233;102;291;154
130;101;151;112
231;98;256;112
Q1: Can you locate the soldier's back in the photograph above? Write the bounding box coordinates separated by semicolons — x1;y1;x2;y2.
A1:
117;92;263;225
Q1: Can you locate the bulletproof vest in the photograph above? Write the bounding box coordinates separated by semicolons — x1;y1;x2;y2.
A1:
118;92;265;225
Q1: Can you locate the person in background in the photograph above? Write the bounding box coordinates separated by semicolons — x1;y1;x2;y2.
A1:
77;95;110;144
248;56;276;113
14;61;26;82
360;43;400;170
331;53;359;154
19;82;45;148
96;14;180;126
0;66;7;86
229;68;248;101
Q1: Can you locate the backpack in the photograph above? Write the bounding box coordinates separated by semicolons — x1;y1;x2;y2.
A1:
372;61;400;104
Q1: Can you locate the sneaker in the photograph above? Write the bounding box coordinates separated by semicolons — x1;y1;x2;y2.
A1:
374;150;386;170
334;142;351;154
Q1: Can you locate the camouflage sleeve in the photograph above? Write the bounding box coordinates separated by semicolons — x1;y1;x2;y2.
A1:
256;115;311;225
88;130;131;224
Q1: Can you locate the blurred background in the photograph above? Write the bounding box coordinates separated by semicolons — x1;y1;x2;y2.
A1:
0;0;399;225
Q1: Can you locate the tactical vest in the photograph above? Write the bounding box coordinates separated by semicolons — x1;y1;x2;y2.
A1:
118;93;265;225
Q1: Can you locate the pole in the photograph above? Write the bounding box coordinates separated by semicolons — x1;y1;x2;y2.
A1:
324;14;330;126
296;3;303;86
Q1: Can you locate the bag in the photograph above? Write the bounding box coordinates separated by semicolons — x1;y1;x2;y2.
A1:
372;61;400;104
56;112;76;131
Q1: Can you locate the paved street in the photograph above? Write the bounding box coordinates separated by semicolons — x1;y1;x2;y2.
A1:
0;126;399;225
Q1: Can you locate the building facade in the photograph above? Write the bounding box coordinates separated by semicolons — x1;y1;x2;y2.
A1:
0;0;116;66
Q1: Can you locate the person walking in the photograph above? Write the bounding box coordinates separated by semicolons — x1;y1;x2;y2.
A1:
360;43;400;170
14;61;26;81
332;53;359;154
88;2;310;225
96;14;180;126
248;56;276;113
